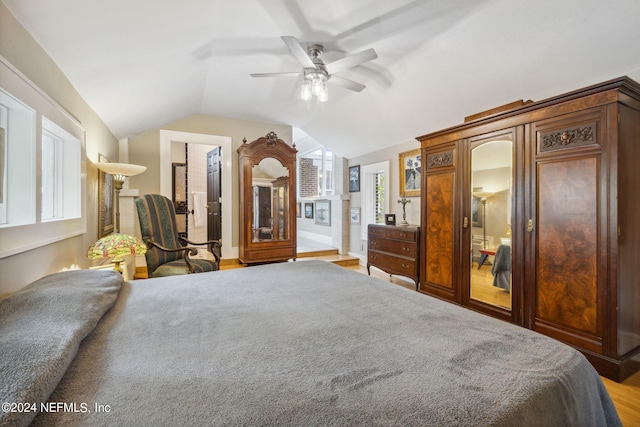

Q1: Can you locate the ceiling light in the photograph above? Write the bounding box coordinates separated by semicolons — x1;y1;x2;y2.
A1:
300;67;328;103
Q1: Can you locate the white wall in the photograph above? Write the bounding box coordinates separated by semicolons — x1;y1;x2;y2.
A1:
347;140;421;259
0;3;119;296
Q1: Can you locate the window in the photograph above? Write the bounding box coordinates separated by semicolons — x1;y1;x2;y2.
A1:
361;161;389;239
41;117;81;221
0;88;36;227
0;56;86;259
374;172;385;224
297;147;333;198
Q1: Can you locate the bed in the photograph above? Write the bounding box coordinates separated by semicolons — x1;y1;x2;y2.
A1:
1;261;621;426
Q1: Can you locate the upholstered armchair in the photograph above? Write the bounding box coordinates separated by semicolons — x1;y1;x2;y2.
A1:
135;194;221;277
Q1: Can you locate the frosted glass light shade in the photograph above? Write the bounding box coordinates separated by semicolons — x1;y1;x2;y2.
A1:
95;162;146;178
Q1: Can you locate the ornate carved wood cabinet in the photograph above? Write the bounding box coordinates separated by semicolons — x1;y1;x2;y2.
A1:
238;132;297;264
367;224;420;289
417;77;640;381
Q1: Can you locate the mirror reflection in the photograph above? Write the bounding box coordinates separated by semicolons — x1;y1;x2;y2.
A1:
252;157;289;242
470;139;512;310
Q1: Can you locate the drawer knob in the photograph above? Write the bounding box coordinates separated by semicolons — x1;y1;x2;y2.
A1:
403;247;410;252
402;263;409;269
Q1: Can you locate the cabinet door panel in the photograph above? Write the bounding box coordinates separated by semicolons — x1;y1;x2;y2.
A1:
536;157;598;335
424;172;454;290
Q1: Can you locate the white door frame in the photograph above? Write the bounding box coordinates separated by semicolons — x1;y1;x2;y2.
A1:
361;160;389;239
160;129;235;259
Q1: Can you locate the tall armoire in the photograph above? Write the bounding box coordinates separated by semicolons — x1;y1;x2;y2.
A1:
417;77;640;381
238;132;297;264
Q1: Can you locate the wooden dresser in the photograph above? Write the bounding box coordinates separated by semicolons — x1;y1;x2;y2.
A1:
367;224;420;289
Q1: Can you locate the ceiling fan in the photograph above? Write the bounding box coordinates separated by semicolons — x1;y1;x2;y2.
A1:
250;36;378;101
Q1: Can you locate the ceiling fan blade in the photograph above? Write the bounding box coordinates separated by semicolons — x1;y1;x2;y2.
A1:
250;72;303;78
325;48;378;75
329;75;366;92
281;36;316;69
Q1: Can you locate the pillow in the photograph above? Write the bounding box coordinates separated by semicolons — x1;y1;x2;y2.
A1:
0;269;123;427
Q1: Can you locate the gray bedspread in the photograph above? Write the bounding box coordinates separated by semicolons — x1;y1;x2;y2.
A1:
11;261;621;426
0;270;122;427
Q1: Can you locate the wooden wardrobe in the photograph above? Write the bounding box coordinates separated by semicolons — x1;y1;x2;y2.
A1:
417;77;640;381
238;132;297;264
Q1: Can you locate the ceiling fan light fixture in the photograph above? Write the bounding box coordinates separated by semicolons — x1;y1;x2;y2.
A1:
300;80;312;101
311;77;323;96
253;37;376;102
318;84;328;103
301;68;328;102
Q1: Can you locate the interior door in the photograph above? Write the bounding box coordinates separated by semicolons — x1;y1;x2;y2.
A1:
207;147;222;240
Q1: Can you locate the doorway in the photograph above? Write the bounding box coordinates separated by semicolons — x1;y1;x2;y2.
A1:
173;143;222;244
160;130;233;259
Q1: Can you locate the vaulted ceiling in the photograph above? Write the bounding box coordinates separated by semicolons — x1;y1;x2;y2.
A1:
3;0;640;158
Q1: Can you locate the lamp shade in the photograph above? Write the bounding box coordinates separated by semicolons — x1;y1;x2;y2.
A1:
472;191;495;199
95;162;146;178
88;233;147;260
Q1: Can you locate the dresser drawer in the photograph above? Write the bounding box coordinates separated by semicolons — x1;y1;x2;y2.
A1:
368;225;417;242
368;251;417;274
369;237;417;258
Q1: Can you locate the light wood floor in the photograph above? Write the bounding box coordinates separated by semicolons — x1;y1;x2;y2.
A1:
470;262;511;310
345;264;640;427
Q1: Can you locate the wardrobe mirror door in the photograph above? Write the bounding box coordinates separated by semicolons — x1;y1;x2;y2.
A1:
470;138;513;311
251;157;289;242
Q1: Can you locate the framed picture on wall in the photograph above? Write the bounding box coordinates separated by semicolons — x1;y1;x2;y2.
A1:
399;149;421;197
314;200;330;226
471;196;482;227
304;202;314;219
349;165;360;192
297;202;301;218
350;208;360;224
98;154;114;237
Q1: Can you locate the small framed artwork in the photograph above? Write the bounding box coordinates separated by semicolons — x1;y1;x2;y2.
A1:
304;202;314;219
399;149;421;197
296;202;301;218
314;200;331;226
385;214;396;226
471;196;482;227
349;165;360;193
350;207;360;224
98;154;115;238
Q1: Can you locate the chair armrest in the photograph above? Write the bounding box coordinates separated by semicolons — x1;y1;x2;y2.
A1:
147;240;199;273
179;238;222;263
147;240;198;256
